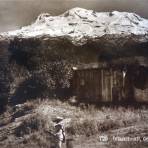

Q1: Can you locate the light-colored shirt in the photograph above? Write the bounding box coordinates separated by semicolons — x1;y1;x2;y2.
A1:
55;129;65;142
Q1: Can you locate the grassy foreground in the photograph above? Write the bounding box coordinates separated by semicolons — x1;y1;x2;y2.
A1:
0;99;148;148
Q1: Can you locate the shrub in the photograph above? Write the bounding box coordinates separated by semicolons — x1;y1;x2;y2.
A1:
14;114;49;137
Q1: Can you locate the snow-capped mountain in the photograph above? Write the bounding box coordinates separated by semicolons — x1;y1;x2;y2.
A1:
1;7;148;45
0;8;148;105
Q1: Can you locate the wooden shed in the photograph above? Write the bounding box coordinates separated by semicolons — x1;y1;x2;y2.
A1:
71;63;125;103
71;58;148;103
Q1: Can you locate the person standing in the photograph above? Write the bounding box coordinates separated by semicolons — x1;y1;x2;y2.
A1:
54;123;65;148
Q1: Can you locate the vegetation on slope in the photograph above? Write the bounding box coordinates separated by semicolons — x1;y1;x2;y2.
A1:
0;99;147;148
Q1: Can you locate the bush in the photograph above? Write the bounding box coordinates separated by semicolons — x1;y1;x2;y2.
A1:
8;37;74;102
15;114;47;137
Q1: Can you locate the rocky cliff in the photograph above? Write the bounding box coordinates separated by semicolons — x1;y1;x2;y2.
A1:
0;7;148;108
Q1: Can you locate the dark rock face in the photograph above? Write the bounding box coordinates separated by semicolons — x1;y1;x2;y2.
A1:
0;40;11;111
0;8;148;107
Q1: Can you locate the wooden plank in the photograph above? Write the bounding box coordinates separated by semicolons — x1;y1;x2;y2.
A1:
101;69;104;101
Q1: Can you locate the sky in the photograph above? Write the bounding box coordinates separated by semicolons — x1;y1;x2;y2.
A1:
0;0;148;33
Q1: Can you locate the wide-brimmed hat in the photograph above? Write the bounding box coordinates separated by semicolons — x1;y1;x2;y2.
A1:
52;116;63;123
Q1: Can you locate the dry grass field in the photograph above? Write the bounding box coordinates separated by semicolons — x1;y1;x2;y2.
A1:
0;99;148;148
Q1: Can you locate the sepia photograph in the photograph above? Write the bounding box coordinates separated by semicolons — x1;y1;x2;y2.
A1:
0;0;148;147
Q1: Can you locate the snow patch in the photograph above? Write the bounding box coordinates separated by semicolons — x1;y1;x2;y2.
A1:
1;8;148;44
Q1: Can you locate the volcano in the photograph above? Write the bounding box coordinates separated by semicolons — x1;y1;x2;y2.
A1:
0;8;148;108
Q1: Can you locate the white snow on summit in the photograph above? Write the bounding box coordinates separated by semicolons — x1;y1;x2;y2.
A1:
1;7;148;41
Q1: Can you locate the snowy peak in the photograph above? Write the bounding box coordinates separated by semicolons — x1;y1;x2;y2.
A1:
35;13;51;24
1;7;148;45
62;7;95;18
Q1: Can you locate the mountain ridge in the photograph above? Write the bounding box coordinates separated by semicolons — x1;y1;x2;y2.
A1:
1;7;148;45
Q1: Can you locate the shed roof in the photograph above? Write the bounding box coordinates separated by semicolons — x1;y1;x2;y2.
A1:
110;56;148;67
72;56;148;71
72;62;107;70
